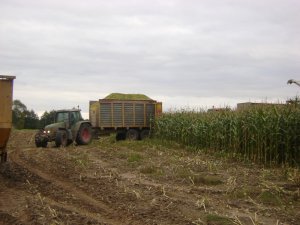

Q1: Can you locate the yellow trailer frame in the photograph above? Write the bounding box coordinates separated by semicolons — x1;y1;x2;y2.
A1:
0;75;15;162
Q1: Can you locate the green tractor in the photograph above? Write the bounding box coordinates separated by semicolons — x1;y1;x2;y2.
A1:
35;109;92;148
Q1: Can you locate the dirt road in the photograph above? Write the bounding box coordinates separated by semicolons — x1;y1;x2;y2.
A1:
0;130;299;225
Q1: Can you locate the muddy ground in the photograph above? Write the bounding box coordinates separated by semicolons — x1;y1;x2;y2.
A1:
0;130;299;225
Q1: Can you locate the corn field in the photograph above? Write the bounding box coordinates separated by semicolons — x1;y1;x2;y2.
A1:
154;105;300;166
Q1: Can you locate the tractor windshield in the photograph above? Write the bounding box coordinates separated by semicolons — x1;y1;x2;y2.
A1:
55;111;83;124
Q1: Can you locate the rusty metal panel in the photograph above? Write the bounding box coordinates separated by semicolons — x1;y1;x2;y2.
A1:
135;103;144;126
124;103;134;126
155;102;162;117
0;128;10;149
95;99;162;129
0;77;14;126
113;103;122;127
146;104;155;125
89;101;99;127
0;75;15;161
100;103;112;127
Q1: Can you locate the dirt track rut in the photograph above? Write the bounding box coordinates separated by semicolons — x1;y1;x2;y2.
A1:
9;149;121;225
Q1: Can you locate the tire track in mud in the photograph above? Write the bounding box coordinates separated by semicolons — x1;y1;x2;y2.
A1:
8;149;123;225
0;185;29;225
0;212;23;225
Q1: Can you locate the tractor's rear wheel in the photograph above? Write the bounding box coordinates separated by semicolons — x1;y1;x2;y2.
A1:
76;124;92;145
55;130;68;147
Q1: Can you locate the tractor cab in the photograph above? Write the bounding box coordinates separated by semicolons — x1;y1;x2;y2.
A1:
35;109;92;148
55;110;83;127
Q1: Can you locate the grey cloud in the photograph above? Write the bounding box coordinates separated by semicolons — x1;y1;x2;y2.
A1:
1;0;299;115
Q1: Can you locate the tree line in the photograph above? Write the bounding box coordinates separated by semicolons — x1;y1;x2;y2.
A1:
12;99;56;129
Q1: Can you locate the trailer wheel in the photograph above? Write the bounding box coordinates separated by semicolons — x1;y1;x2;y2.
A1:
76;124;92;145
140;129;150;140
126;129;139;141
116;131;126;141
55;130;68;147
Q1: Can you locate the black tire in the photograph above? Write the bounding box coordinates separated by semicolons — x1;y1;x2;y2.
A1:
55;130;68;147
35;131;48;148
36;140;48;148
35;140;42;148
126;129;139;141
116;131;126;141
76;124;92;145
41;141;48;148
140;129;150;140
67;139;73;146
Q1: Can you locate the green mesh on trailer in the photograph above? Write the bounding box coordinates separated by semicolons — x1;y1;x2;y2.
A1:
104;93;152;101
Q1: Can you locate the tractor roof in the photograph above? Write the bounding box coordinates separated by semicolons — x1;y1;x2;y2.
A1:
56;109;81;112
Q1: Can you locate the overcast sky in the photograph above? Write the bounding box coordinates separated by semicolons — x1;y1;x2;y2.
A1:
1;0;299;118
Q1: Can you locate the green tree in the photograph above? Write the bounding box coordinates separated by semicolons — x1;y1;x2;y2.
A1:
12;99;27;129
24;110;40;129
12;99;40;129
39;110;56;128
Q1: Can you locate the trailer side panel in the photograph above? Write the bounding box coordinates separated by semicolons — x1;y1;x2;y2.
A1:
91;99;161;130
0;75;15;162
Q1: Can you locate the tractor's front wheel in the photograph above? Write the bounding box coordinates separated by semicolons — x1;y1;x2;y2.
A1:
36;140;48;148
35;131;48;148
55;130;68;147
35;140;42;148
76;124;92;145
